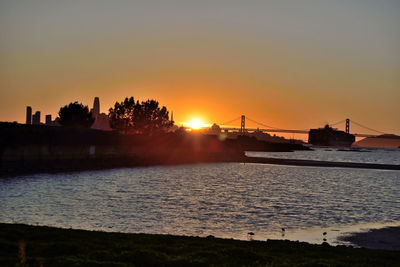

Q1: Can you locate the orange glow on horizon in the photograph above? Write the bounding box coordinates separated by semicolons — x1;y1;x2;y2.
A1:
183;118;210;130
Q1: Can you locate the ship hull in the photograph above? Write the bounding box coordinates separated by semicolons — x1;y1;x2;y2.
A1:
308;126;355;147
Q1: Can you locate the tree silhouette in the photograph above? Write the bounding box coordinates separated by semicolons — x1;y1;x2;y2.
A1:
109;97;173;134
58;102;94;128
108;97;136;134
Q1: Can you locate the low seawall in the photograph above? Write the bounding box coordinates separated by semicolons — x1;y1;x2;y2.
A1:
245;157;400;170
0;144;245;175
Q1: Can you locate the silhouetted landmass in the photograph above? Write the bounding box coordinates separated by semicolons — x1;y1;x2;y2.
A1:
0;122;309;175
353;134;400;148
234;135;308;152
1;223;399;266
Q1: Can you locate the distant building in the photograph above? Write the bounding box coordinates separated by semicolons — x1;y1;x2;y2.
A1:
32;111;41;125
26;106;32;124
91;113;112;131
45;114;52;125
53;117;61;126
90;97;112;131
92;97;100;118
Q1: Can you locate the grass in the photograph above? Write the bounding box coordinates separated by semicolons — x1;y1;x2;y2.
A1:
1;223;399;266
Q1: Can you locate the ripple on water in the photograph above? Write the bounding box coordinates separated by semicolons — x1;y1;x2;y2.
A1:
0;162;399;243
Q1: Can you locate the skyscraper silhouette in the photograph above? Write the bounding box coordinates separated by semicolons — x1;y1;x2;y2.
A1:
90;97;112;131
32;111;41;125
26;106;32;124
45;114;52;125
93;97;100;118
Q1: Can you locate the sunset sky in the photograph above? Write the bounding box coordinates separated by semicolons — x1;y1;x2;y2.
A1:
1;0;399;136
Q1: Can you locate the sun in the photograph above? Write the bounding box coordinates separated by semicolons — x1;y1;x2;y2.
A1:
188;118;204;129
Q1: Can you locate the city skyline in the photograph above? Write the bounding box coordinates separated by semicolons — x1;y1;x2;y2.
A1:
1;0;399;135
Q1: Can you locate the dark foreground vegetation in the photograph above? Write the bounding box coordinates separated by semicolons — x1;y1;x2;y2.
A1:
1;223;399;267
0;122;308;175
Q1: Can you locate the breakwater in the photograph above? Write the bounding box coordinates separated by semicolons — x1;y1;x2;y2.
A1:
246;157;400;170
1;145;244;175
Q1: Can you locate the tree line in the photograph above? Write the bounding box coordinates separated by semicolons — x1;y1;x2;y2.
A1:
58;97;173;134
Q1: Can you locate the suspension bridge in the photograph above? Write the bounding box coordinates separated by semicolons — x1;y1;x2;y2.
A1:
212;116;388;138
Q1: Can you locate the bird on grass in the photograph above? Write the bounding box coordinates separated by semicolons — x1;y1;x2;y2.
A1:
247;232;255;241
322;232;327;242
281;228;286;236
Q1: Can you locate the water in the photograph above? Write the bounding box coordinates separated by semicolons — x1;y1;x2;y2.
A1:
1;149;399;245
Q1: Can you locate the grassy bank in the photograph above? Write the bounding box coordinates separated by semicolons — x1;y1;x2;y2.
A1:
1;223;399;266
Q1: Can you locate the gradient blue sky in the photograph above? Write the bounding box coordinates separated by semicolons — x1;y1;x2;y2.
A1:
1;0;399;135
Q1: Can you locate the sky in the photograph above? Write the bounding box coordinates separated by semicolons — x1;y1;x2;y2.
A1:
1;0;399;136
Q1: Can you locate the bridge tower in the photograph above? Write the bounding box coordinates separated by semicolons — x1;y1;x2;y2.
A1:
345;118;350;133
240;115;245;134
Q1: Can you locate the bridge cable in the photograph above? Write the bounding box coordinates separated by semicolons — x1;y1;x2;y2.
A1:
330;120;346;127
350;120;386;134
246;117;310;132
219;116;241;126
245;117;285;130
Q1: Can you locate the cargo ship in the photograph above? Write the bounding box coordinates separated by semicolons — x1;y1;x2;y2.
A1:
308;125;355;146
